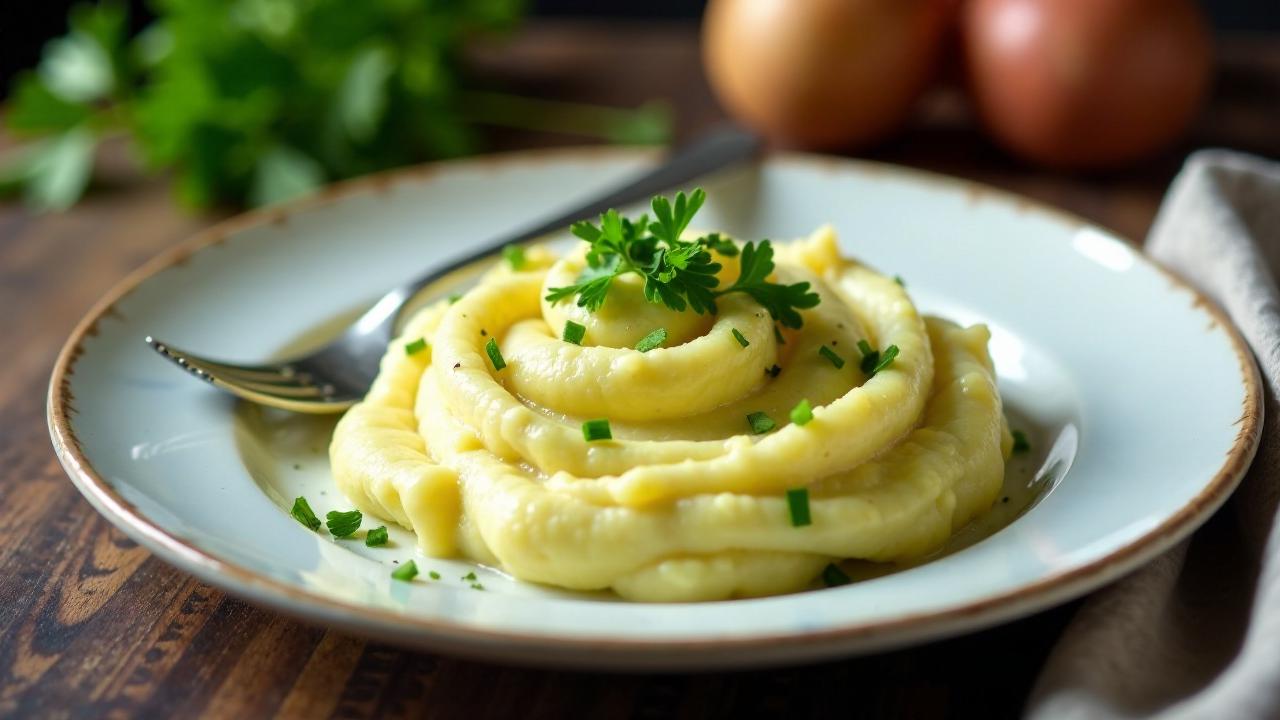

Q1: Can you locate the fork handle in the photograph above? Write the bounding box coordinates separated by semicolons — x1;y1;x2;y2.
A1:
358;125;765;334
485;125;764;248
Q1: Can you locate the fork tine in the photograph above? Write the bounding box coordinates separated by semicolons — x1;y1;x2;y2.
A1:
145;336;310;385
145;337;354;413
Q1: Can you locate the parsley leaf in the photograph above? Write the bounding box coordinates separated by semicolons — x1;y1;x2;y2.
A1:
649;188;705;246
716;241;820;329
546;188;820;327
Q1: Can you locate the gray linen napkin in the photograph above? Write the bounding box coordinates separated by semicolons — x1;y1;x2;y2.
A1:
1027;150;1280;719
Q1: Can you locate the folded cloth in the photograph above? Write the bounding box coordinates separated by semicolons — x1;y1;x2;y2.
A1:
1027;150;1280;719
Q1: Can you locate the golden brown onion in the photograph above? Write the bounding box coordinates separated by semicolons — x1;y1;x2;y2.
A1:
960;0;1212;169
702;0;953;150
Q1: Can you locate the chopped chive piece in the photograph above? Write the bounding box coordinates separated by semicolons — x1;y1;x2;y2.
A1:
404;338;428;355
857;339;880;374
290;497;321;531
893;275;905;287
502;244;526;270
563;320;586;345
790;399;813;426
818;345;845;369
582;418;612;442
786;487;812;527
1012;429;1031;454
635;327;668;353
326;509;362;538
391;560;418;581
485;337;506;370
871;345;899;375
428;570;441;580
365;526;389;547
747;411;776;434
731;328;750;347
447;293;462;304
461;571;477;581
774;325;786;345
822;562;851;587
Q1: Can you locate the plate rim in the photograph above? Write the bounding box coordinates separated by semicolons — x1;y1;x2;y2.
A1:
46;146;1264;665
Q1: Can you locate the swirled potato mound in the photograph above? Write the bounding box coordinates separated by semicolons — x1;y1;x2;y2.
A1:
330;227;1011;601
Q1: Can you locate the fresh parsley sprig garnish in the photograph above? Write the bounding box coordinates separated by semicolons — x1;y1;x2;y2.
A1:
546;189;821;328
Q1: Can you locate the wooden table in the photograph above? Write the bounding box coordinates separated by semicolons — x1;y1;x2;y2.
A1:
3;22;1277;718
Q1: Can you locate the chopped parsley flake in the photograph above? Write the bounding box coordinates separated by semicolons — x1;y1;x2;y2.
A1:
790;399;813;426
461;571;477;581
470;583;485;590
1012;430;1031;454
766;364;782;378
635;327;667;352
428;570;441;580
582;418;612;442
391;560;418;582
731;328;750;347
893;275;905;287
448;293;462;304
818;345;845;369
404;338;428;355
485;337;506;371
290;497;321;532
502;244;526;270
786;488;812;527
747;411;776;434
326;509;362;538
563;320;586;345
365;526;389;547
822;563;851;587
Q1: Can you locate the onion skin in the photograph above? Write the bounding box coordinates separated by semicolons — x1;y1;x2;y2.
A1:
960;0;1213;169
702;0;954;150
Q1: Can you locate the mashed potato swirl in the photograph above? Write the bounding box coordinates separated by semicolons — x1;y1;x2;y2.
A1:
330;227;1011;601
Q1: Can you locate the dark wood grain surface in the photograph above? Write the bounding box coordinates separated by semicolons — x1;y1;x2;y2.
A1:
3;22;1277;719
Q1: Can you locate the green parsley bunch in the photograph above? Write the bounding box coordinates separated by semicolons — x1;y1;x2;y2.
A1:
1;0;668;212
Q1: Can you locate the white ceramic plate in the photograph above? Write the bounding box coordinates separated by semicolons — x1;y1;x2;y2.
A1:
49;148;1261;670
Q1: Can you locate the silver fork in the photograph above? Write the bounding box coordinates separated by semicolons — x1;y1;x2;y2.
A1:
146;127;763;413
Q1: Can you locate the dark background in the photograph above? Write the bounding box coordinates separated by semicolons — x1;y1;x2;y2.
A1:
2;0;1278;86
